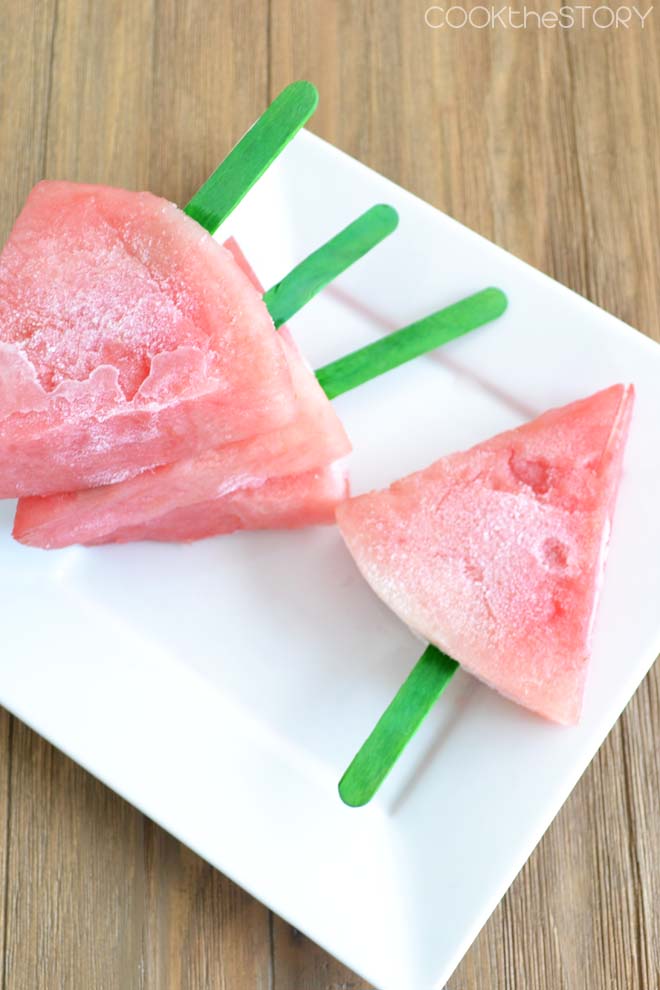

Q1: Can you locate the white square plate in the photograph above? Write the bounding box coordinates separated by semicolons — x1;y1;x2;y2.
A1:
2;130;660;990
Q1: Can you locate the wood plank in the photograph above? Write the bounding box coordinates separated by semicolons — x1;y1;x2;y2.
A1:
0;0;57;242
39;0;154;187
141;822;271;989
565;24;660;335
0;710;11;990
270;916;372;989
2;719;272;990
0;2;58;986
3;719;146;990
148;0;270;204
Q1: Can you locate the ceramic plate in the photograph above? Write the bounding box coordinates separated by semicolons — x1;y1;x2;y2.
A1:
2;130;660;990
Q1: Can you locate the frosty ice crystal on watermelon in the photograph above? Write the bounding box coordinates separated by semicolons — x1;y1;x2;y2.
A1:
13;238;351;548
0;181;296;497
336;385;634;725
12;337;350;546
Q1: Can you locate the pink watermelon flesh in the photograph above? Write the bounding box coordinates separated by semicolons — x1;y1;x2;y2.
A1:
0;181;296;497
13;238;351;549
336;385;634;725
84;462;349;544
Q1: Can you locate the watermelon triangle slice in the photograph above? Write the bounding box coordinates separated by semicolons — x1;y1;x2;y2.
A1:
336;385;634;725
13;238;351;548
82;463;350;544
0;181;296;497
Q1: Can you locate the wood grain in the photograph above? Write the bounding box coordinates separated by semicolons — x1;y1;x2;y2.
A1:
1;0;659;987
0;710;10;986
141;824;272;990
3;719;146;989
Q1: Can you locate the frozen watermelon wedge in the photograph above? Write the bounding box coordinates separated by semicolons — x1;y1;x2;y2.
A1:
82;461;349;544
336;385;634;725
12;340;350;548
0;181;295;497
13;237;350;548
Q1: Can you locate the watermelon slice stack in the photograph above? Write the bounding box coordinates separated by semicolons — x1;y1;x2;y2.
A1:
0;182;299;498
13;236;352;547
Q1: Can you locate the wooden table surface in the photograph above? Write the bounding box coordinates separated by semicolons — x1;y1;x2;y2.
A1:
1;1;659;987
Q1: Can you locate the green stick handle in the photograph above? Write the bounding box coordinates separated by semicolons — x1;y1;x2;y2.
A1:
339;646;459;807
332;290;508;806
263;205;398;328
316;288;508;398
185;81;318;234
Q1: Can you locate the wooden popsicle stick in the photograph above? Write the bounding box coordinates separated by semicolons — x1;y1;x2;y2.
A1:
185;81;318;234
315;288;508;397
339;646;459;807
263;205;399;328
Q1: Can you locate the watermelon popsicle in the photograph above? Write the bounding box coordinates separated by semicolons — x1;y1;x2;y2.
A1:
0;182;299;497
12;229;359;547
7;73;509;547
337;384;634;806
12;200;404;547
14;271;509;547
0;82;319;498
78;464;350;544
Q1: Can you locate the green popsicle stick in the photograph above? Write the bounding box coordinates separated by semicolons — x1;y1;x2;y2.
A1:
339;646;459;807
315;287;508;398
263;205;399;328
180;86;500;811
335;289;509;807
185;81;318;234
